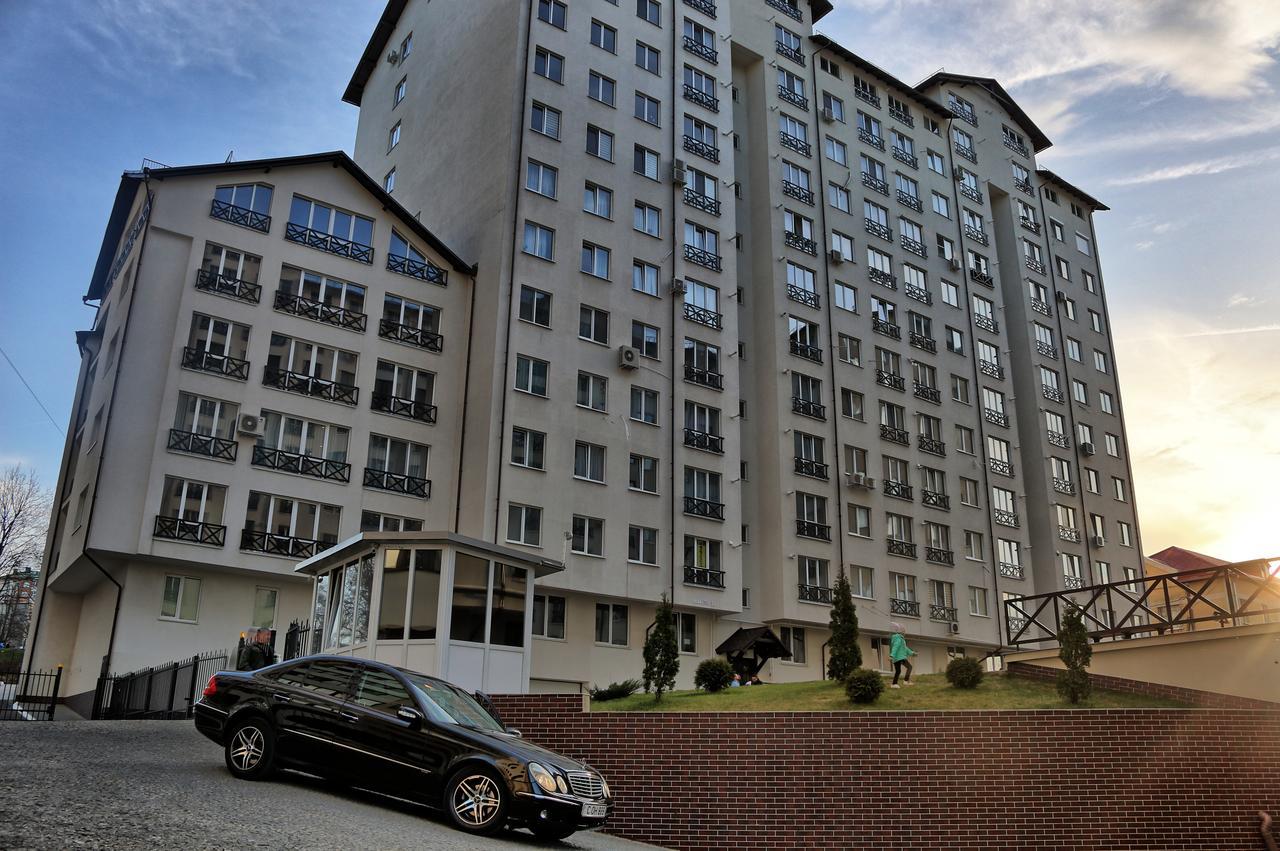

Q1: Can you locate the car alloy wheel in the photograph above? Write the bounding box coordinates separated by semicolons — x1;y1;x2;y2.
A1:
230;726;265;772
445;768;508;835
224;718;275;780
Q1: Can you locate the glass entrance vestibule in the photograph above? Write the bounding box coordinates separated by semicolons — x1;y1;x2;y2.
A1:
293;532;563;693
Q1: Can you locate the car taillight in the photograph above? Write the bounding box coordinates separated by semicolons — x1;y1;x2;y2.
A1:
202;676;219;698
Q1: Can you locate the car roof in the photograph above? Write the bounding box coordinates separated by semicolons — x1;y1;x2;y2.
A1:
283;654;456;690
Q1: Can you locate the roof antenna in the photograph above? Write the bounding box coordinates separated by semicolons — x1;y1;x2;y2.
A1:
225;150;235;163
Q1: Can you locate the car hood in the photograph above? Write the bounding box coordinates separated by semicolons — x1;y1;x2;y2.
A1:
448;724;594;774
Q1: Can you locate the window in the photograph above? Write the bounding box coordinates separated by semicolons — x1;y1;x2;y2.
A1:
931;192;950;218
574;442;606;483
676;612;697;654
969;587;989;617
583;182;613;218
588;71;617;107
633;202;661;237
578;305;610;345
936;279;958;308
394;76;407;107
949;374;970;403
841;388;864;420
955;425;975;454
586;125;614;161
828;183;851;213
287;195;373;250
635;92;660;125
631;386;659;424
629;526;658;565
1063;297;1076;321
834;282;857;313
510;426;546;470
779;113;808;145
829;229;854;261
890;571;916;601
634;144;660;180
382;169;396;193
1072;379;1088;405
799;556;829;593
387;121;401;152
576;371;608;411
595;603;628;646
780;626;806;664
1100;391;1115;415
1113;477;1127;502
532;594;566;639
533;47;564;83
837;334;860;365
514;354;549;396
1119;521;1133;547
1083;270;1097;293
631;321;660;359
848;504;871;537
1094;349;1109;374
522;221;554;259
926;149;944;174
636;0;660;25
1086;468;1100;494
636;41;660;73
517;285;552;327
161;575;202;622
590;19;616;52
359;511;422;533
1050;220;1065;241
825;136;848;166
778;67;806;102
822;92;845;123
633;260;659;296
1066;337;1082;362
959;477;978;507
820;56;841;78
525;159;557;198
964;530;984;561
580;242;610;278
572;515;605;556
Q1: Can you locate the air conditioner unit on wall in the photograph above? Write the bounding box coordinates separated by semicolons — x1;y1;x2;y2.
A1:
237;413;265;437
1080;442;1095;456
618;346;640;370
671;278;687;296
672;160;688;184
948;258;961;271
386;49;400;65
845;472;874;489
949;622;960;634
821;107;836;123
828;248;844;264
1092;536;1106;547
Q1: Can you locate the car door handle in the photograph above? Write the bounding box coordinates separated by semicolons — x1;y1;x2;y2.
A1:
339;711;359;723
272;692;292;703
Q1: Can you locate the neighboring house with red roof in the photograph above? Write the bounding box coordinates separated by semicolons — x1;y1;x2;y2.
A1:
1144;546;1274;630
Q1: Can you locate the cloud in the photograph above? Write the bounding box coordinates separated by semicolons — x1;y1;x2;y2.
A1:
1227;293;1261;309
1134;241;1155;251
1106;146;1280;186
1129;324;1280;341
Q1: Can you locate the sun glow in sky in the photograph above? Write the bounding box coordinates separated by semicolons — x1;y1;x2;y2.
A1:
1;0;1278;562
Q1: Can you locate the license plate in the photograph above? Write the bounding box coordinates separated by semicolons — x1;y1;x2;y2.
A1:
581;803;607;818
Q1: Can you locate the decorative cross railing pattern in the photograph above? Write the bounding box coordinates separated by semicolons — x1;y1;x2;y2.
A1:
685;566;726;588
167;429;236;461
153;515;226;547
251;445;351;482
196;268;261;303
387;253;447;285
210;199;270;233
379;318;444;352
285;223;373;264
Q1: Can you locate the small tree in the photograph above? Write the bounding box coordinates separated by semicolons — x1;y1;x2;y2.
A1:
826;567;862;681
844;668;885;704
642;595;680;701
694;658;734;692
945;656;984;689
1057;605;1093;704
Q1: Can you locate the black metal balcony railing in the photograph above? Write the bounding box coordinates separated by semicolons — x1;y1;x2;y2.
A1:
984;408;1009;428
887;540;917;559
153;515;226;547
925;545;954;565
964;224;988;246
786;284;820;309
1042;384;1065;404
683;187;721;217
251;445;351;482
684;0;716;17
274;290;368;333
949;101;978;125
868;267;896;289
994;509;1019;528
210;198;270;233
794;456;829;480
684;35;718;63
765;0;802;22
684;362;724;390
1047;430;1070;449
1062;575;1085;590
683;134;720;163
683;83;719;112
798;584;834;604
914;383;942;405
1020;217;1042;235
1059;526;1082;543
1004;137;1031;159
930;604;958;622
182;347;250;381
1053;477;1076;496
1030;298;1052;317
775;41;803;65
900;236;925;259
954;144;977;163
864;220;893;243
790;339;823;363
883;480;912;500
871;317;901;340
779;132;811;157
917;434;946;456
784;231;818;256
263;366;358;406
854;87;880;109
781;180;814;205
792;397;826;420
683;244;722;272
364;467;432;499
777;86;808;110
683;496;725;520
379;318;444;353
858;128;885;151
284;223;373;265
897;190;923;212
861;173;889;196
796;519;831;541
683;427;724;454
974;314;998;334
979;360;1004;380
1036;340;1058;359
892;149;919;170
888;105;913;127
195;268;262;303
167;428;237;462
1025;256;1046;275
910;332;936;354
876;369;905;392
880;424;909;445
240;528;325;559
684;566;726;588
1014;178;1035;196
989;458;1014;477
922;490;950;510
683;302;722;330
958;183;983;204
891;597;921;616
999;561;1024;580
387;253;447;285
371;391;437;424
969;267;994;288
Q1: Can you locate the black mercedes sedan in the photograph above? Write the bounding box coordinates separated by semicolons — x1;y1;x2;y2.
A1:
194;655;612;840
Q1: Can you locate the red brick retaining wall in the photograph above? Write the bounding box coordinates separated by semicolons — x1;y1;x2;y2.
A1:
1007;661;1280;709
490;695;1280;850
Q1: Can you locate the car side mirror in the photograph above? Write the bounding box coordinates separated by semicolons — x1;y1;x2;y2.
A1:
397;706;424;729
506;727;522;738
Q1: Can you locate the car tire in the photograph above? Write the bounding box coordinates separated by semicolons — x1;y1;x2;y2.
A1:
443;765;509;836
224;716;276;781
530;823;577;842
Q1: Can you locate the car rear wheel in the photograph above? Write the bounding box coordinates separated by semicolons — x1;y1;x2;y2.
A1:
444;766;508;836
224;717;276;781
530;823;577;842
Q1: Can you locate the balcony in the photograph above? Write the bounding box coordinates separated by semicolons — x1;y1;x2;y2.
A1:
263;366;358;406
683;83;719;113
167;428;236;462
683;187;721;217
775;41;803;65
1053;477;1076;495
684;566;726;588
954;144;977;163
284;223;373;265
1042;384;1064;404
892;147;919;170
926;546;954;566
1063;575;1085;590
779;132;811;157
969;267;994;288
790;339;823;363
861;173;889;196
251;445;351;483
1036;340;1058;359
684;362;724;390
930;604;958;622
897;190;923;212
683;134;720;163
1030;298;1052;317
871;317;901;340
765;0;802;22
798;584;833;604
684;244;722;272
974;314;998;334
240;528;325;559
379;318;444;353
1004;137;1031;159
182;347;249;381
858;129;885;151
782;180;814;205
1025;256;1046;275
796;519;831;541
949;102;977;125
994;509;1019;528
890;598;921;617
984;408;1008;428
683;496;725;520
963;224;988;246
887;540;917;560
854;87;881;109
922;490;950;510
792;397;826;420
683;35;717;63
371;391;437;423
777;86;808;110
274;290;368;333
786;284;820;309
683;302;723;329
1058;526;1081;543
999;562;1024;580
868;267;896;289
364;467;432;499
794;456;829;480
917;434;946;456
195;268;261;303
864;220;893;244
888;105;913;127
684;0;716;16
784;231;818;256
1014;178;1034;196
210;198;270;233
958;183;983;204
914;383;941;405
910;332;936;354
1047;430;1070;449
900;236;926;259
153;515;226;547
883;480;912;501
1020;217;1042;236
979;360;1004;380
387;253;447;285
684;427;724;454
876;369;905;392
989;458;1014;477
880;424;909;446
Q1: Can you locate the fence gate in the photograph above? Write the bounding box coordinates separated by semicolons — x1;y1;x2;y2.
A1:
91;650;229;720
0;667;62;721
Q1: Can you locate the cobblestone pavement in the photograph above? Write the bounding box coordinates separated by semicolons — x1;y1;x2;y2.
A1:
0;721;660;851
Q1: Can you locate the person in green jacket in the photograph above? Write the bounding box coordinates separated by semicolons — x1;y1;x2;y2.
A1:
888;623;916;688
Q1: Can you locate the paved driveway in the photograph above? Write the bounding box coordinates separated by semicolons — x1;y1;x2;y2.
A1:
0;721;660;851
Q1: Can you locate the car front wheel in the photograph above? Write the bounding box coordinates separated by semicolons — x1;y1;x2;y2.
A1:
224;717;276;780
444;766;508;836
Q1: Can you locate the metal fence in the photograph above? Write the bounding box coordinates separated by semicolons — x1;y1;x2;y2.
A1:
0;667;62;721
282;618;322;661
91;649;229;720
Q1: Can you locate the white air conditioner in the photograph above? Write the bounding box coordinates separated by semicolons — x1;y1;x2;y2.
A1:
1080;441;1096;456
948;258;961;271
672;159;688;185
820;107;836;123
952;166;964;180
237;413;265;437
386;49;400;65
949;622;961;634
845;472;873;489
1092;535;1106;547
618;346;640;370
828;248;844;264
670;278;687;296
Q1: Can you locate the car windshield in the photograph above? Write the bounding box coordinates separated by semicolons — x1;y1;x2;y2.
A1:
403;675;505;733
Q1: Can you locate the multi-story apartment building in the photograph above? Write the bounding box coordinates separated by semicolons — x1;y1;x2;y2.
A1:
28;0;1144;702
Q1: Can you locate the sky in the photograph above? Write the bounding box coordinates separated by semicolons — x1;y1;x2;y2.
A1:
1;0;1277;562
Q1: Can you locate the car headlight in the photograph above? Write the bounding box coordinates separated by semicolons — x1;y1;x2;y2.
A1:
555;775;568;794
601;777;611;799
529;762;558;794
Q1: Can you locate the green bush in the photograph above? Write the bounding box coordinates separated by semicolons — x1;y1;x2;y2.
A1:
589;679;642;702
843;667;885;704
945;656;984;689
694;658;735;692
1057;606;1093;704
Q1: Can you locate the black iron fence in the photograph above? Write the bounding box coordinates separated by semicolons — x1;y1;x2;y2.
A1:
91;649;229;720
0;666;62;721
283;618;322;661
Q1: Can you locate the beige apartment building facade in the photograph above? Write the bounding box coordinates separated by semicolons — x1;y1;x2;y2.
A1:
28;0;1144;702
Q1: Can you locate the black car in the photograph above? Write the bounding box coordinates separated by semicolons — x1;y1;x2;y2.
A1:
194;655;612;840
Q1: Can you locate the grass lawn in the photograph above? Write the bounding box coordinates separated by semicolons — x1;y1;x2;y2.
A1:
591;672;1189;712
